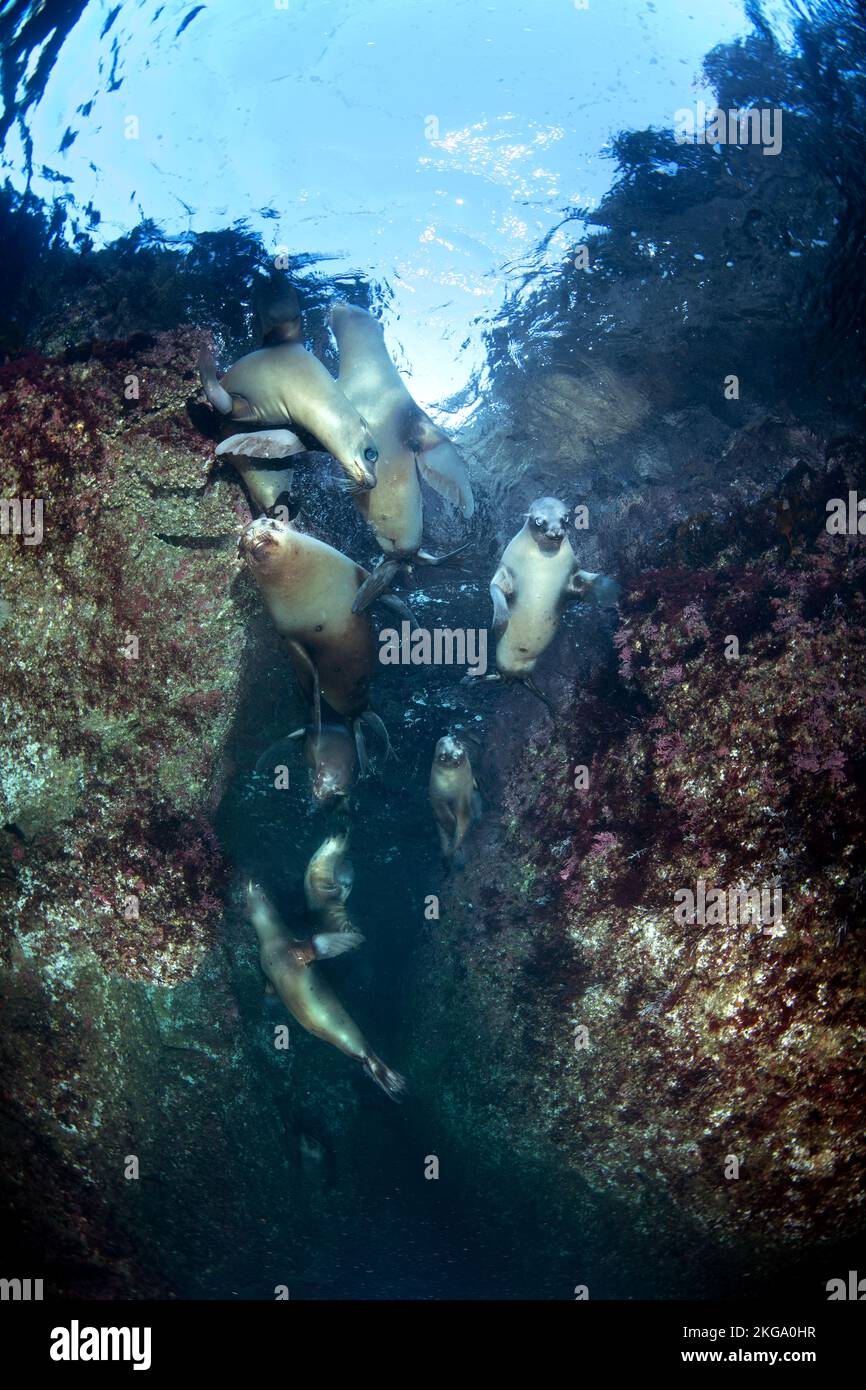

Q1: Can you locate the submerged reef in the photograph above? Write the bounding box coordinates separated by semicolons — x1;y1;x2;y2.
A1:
407;445;866;1293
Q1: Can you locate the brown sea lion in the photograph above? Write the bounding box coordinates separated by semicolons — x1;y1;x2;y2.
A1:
255;722;358;807
429;734;481;868
247;881;405;1101
467;497;618;713
238;513;412;768
304;832;355;935
198;289;380;491
329;303;474;610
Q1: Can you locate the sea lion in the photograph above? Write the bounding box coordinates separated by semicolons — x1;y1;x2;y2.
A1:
329;303;474;610
468;497;618;713
238;513;411;768
304;832;356;935
247;880;405;1101
198;288;380;492
256;722;359;807
429;734;481;867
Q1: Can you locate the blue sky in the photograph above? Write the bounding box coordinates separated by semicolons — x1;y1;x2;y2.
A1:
4;0;754;405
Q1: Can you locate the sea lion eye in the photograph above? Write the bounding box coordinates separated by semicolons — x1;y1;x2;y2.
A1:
364;447;378;464
534;517;544;527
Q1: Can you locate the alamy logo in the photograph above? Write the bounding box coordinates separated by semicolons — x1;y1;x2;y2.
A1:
674;101;782;156
379;622;488;675
0;1276;43;1299
674;880;783;927
50;1320;152;1371
826;1271;866;1300
826;493;866;535
0;497;43;545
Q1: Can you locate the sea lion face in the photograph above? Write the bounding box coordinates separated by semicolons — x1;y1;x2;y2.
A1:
238;514;290;568
434;734;467;768
527;497;572;552
305;725;356;806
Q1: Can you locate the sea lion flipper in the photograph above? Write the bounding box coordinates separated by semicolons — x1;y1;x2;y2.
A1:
198;348;234;416
362;1053;407;1103
415;438;475;518
374;591;420;632
287;641;322;736
352;559;402;613
253;729;306;780
216;429;304;461
312;930;365;959
490;570;513;637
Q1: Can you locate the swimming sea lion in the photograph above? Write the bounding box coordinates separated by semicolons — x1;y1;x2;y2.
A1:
256;722;358;807
330;303;474;610
238;513;411;768
247;881;405;1101
468;497;618;713
198;288;380;492
304;832;356;934
429;734;481;867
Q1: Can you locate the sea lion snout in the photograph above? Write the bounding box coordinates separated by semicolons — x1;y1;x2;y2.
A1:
434;734;466;766
239;514;288;563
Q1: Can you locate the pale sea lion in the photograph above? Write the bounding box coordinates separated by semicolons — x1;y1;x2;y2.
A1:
198;288;380;491
247;881;405;1101
429;734;481;868
304;832;356;935
468;497;618;713
330;303;474;610
238;513;412;768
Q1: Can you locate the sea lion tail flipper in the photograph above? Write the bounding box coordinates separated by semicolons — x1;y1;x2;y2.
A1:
362;1053;407;1103
374;591;420;631
197;348;234;416
414;437;475;518
352;559;403;613
312;930;365;959
253;729;306;779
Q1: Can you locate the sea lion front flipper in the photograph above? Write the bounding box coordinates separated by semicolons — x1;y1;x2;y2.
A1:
352;559;403;613
414;438;475;518
490;568;514;637
311;930;365;959
253;728;306;780
360;710;394;761
198;348;234;416
286;640;322;736
216;429;304;461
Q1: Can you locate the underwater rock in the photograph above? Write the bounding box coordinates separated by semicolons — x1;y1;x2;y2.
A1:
406;451;866;1291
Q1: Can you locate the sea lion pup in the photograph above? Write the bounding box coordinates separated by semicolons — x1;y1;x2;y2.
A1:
197;285;380;492
247;881;406;1102
238;513;412;769
256;722;359;807
467;497;619;714
304;832;356;935
429;735;482;868
329;303;475;611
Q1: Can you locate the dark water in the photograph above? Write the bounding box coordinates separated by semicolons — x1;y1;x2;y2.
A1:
1;0;865;1305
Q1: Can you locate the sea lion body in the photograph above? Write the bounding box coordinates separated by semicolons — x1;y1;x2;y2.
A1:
429;735;481;865
247;882;405;1100
240;515;375;719
201;340;379;491
331;305;425;557
304;833;355;935
494;523;578;678
302;724;357;805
